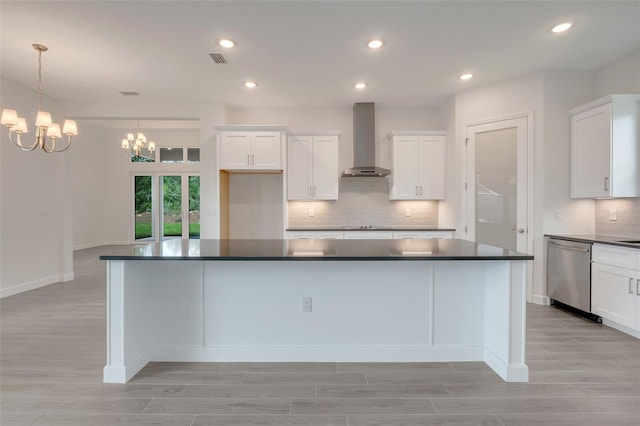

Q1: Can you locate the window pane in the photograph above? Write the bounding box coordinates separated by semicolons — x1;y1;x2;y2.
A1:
134;176;153;240
189;176;200;238
187;148;200;162
475;127;517;251
162;176;182;237
160;148;183;163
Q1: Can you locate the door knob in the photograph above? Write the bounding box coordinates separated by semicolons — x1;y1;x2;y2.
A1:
517;228;525;233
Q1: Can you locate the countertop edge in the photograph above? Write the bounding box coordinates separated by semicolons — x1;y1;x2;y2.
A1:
544;234;640;250
99;255;533;261
286;228;456;232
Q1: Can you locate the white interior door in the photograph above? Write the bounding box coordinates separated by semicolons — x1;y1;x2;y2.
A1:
465;117;528;253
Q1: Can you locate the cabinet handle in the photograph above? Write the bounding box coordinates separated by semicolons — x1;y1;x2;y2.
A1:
313;185;316;196
415;186;419;196
251;154;255;165
637;279;640;296
247;154;251;165
630;278;634;295
604;177;609;191
419;186;423;196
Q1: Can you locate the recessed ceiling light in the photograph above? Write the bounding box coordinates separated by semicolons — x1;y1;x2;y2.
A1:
459;73;473;81
218;39;235;48
367;39;384;49
244;81;257;89
354;82;367;89
551;22;573;33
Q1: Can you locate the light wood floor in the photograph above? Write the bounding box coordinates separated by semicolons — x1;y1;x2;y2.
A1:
2;246;640;426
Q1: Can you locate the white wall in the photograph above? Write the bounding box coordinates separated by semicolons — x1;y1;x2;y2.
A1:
541;71;597;238
0;77;73;297
595;48;640;97
453;73;545;303
70;121;108;249
229;174;283;238
61;100;226;241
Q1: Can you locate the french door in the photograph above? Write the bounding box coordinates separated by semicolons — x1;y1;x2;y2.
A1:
133;174;200;242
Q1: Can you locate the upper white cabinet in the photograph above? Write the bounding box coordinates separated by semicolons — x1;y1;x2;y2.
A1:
217;126;287;171
570;95;640;198
388;131;446;200
287;131;340;200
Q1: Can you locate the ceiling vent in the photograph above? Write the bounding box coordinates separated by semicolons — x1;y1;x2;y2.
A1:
209;53;228;64
119;91;140;96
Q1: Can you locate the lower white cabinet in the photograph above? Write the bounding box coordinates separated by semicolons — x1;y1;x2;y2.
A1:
344;231;393;239
286;230;454;240
393;231;454;239
591;244;640;337
286;231;344;240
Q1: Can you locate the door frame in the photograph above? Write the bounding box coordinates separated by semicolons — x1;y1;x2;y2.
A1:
461;111;534;301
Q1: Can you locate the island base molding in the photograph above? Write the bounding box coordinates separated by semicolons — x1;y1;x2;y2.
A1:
103;260;528;383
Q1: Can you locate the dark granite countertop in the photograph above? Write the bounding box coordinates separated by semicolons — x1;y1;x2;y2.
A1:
100;238;533;261
544;234;640;250
286;227;456;232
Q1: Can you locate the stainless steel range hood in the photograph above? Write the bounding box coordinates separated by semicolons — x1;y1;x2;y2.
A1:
342;102;390;177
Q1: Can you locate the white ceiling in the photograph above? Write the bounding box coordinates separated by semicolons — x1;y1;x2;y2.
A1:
1;1;639;110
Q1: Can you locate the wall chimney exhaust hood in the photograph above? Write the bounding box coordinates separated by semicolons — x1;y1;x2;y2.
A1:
342;102;390;177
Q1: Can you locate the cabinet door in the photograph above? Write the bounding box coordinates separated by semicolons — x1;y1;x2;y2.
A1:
393;232;423;239
344;231;393;239
592;262;636;329
286;231;317;239
571;104;612;198
287;136;313;200
419;136;446;199
219;132;251;169
423;231;454;239
316;231;344;240
391;137;421;200
311;136;339;200
251;132;281;169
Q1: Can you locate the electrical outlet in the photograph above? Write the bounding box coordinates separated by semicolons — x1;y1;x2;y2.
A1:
300;296;312;312
609;209;617;221
405;208;411;217
308;208;315;217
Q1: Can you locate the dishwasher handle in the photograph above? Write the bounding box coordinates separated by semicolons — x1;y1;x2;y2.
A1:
548;241;590;253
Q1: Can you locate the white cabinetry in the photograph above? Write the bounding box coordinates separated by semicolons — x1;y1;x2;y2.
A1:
570;95;640;198
388;131;446;200
591;244;640;337
286;231;344;240
344;231;393;239
393;231;454;239
218;127;285;170
287;131;339;200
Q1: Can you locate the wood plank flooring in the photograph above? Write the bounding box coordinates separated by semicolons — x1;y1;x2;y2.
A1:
2;246;640;425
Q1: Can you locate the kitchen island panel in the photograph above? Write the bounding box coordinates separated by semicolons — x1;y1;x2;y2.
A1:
203;261;433;350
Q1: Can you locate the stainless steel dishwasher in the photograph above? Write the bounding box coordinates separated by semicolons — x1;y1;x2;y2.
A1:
547;238;599;320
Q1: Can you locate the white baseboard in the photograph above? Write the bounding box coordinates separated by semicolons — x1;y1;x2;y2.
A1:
2;275;58;298
530;294;550;305
74;241;130;251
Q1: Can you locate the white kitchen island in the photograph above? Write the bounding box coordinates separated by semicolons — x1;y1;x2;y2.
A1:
100;238;533;383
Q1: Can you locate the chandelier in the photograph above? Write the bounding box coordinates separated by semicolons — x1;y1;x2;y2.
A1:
1;44;78;153
122;121;156;159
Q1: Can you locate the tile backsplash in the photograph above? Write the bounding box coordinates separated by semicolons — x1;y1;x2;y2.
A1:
595;198;640;238
288;177;439;228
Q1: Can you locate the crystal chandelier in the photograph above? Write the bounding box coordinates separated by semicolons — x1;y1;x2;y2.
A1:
1;44;78;153
122;121;156;159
